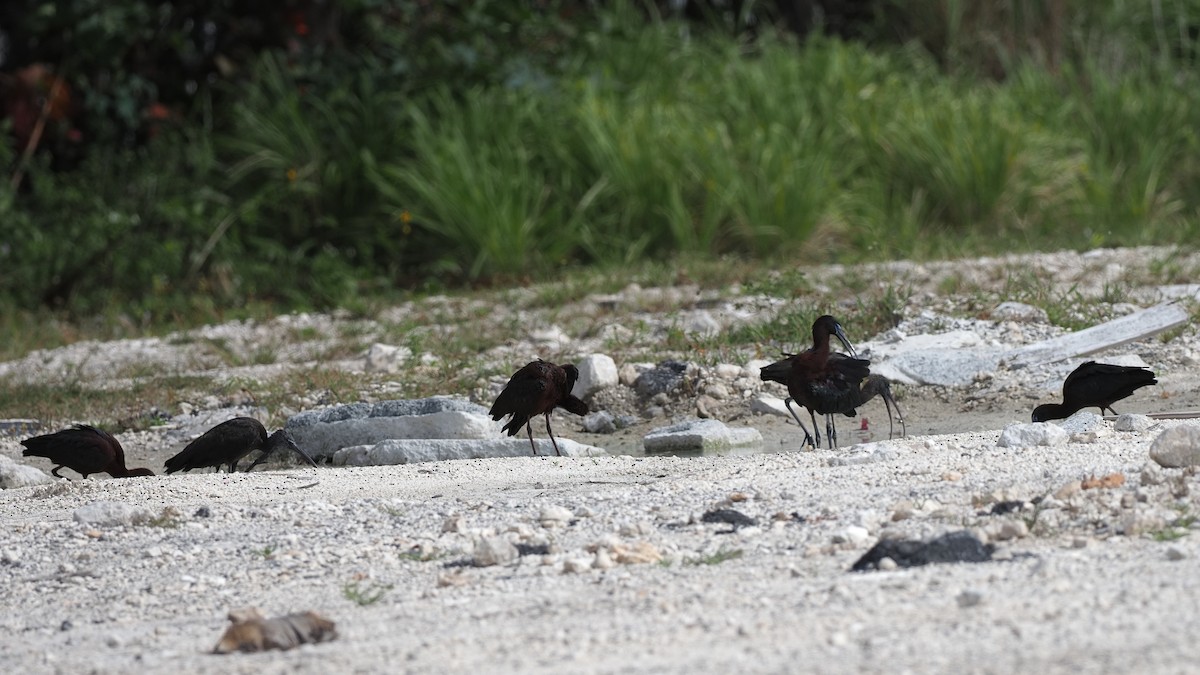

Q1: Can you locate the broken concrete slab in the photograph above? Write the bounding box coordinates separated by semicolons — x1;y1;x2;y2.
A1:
1004;301;1188;368
856;330;1005;387
863;303;1172;387
286;397;499;460
643;419;763;453
331;438;605;466
871;348;1006;387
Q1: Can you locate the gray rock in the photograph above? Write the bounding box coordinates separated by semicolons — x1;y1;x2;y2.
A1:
634;361;689;398
0;455;53;489
750;395;791;419
997;423;1069;448
1115;414;1155;432
715;364;743;380
473;536;518;567
956;590;985;608
73;501;154;527
286;397;496;459
1166;547;1187;561
992;302;1048;323
582;411;617;434
572;354;618;398
643;419;762;453
1150;426;1200;468
704;383;729;400
615;415;639;429
695;395;719;419
331;438;606;466
364;343;412;373
617;363;642;387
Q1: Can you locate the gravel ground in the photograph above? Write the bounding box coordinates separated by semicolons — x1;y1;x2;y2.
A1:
3;246;1200;673
2;427;1198;674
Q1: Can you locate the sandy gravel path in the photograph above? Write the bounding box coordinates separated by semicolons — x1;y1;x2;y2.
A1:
2;419;1198;674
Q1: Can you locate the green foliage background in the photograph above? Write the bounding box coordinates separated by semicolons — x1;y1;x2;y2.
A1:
2;0;1199;322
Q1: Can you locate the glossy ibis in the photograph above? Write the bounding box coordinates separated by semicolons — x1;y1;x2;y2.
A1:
21;425;154;479
1032;361;1158;422
759;315;870;448
489;359;589;456
829;370;906;441
165;417;316;474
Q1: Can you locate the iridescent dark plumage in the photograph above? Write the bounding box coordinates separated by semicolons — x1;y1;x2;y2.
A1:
759;315;870;448
831;370;906;441
165;417;316;474
21;425;154;479
1032;361;1157;422
489;359;589;456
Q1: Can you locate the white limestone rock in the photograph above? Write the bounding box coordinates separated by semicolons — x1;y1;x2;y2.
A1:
0;455;53;489
1055;411;1105;434
572;354;618;398
1115;414;1155;432
997;423;1069;448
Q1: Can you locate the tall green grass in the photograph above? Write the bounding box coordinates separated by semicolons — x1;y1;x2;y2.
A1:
367;22;1200;277
4;2;1200;317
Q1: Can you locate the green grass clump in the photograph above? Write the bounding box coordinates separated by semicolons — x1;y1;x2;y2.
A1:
342;580;394;606
684;547;745;566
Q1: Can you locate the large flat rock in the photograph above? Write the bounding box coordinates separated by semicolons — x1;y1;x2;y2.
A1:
286;397;500;459
643;418;763;453
332;438;605;466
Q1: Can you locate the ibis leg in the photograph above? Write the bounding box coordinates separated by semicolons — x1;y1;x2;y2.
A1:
784;398;815;448
545;414;562;457
525;422;538;456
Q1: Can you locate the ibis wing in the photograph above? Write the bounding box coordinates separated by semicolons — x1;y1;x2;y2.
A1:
757;356;793;385
489;374;549;420
21;426;116;474
165;418;263;473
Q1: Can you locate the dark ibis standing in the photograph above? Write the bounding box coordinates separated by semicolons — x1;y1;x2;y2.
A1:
489;359;589;456
759;315;871;448
21;425;154;479
1032;361;1158;422
830;370;906;441
164;417;316;474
